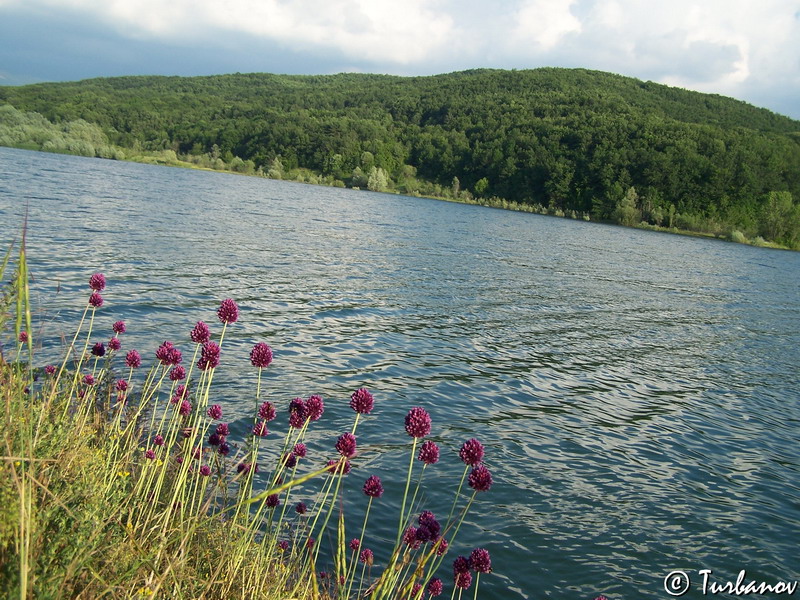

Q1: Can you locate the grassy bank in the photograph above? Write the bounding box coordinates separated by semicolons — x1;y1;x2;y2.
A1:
0;237;497;599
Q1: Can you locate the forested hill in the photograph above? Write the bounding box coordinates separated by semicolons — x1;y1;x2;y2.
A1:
2;68;800;246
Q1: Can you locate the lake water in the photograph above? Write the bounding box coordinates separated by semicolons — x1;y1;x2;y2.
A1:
1;146;799;599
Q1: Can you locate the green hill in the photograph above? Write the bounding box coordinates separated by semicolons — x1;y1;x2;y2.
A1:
2;68;799;246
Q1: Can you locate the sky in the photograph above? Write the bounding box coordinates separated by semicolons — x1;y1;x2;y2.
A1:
1;0;799;119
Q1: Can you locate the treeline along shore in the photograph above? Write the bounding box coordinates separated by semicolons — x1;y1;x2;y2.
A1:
1;68;799;248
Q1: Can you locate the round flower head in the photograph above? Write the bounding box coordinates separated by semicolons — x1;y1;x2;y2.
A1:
169;365;186;381
411;583;422;597
306;395;324;421
418;440;440;465
435;537;449;556
250;342;273;368
112;320;126;334
295;501;307;514
18;331;28;343
218;442;231;456
199;465;211;477
283;452;297;468
253;421;268;437
265;494;280;508
198;341;220;371
172;385;188;404
417;511;441;541
359;548;374;565
277;540;289;551
258;401;276;421
293;442;307;458
403;526;421;548
349;388;374;414
216;423;230;436
116;379;128;392
125;349;141;368
288;397;307;429
89;292;103;308
363;475;384;498
108;337;121;351
349;538;360;551
207;404;223;420
83;374;95;386
468;465;493;492
179;399;192;416
144;449;155;460
45;365;56;375
326;459;351;475
190;321;210;344
404;406;432;438
427;577;443;597
153;434;165;446
207;433;223;446
454;571;472;590
335;432;357;458
91;342;106;357
459;438;485;466
89;272;106;291
469;548;492;573
217;298;239;324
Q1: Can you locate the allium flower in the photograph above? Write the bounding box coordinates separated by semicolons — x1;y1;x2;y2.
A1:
156;341;182;366
45;365;56;375
404;406;432;438
179;399;192;416
83;374;95;386
283;452;297;468
236;462;252;474
306;394;324;421
258;401;276;421
326;459;351;475
410;583;422;598
306;538;315;549
289;397;307;428
293;443;307;458
468;465;493;492
207;404;223;420
252;421;268;437
453;556;470;575
89;292;103;307
108;337;121;351
349;388;374;414
403;526;422;548
91;342;105;357
454;571;472;590
190;321;210;344
217;298;239;324
417;511;441;542
359;548;374;565
250;342;273;368
349;538;360;551
218;442;231;456
295;501;307;515
418;440;440;465
145;449;155;460
112;320;126;334
335;432;357;458
459;438;485;466
198;341;220;371
89;272;106;291
169;365;186;381
153;434;165;446
435;537;449;557
277;540;289;551
216;423;230;436
363;475;384;498
427;577;443;597
18;331;28;343
469;548;492;573
125;349;141;368
116;379;128;392
199;465;211;476
208;433;223;446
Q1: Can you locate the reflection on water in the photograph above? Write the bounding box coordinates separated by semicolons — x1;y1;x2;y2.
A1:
2;147;799;599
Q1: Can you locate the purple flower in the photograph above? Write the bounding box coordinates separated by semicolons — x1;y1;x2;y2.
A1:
217;298;239;324
207;404;223;420
266;494;280;508
435;537;449;556
454;571;472;590
208;433;224;446
116;379;128;392
199;465;211;476
326;459;351;475
469;548;492;573
169;365;186;381
236;462;252;474
198;341;220;371
283;452;297;468
335;432;357;458
156;341;182;366
190;321;210;344
277;540;289;551
91;342;106;357
125;349;141;368
458;439;484;466
349;538;360;551
359;548;374;565
216;422;230;436
349;388;374;414
417;511;441;542
83;374;95;386
89;273;106;291
179;400;192;416
468;465;493;492
295;501;307;515
306;394;324;421
427;577;443;597
404;407;432;438
363;475;384;498
89;293;103;308
252;421;268;437
453;555;470;575
108;337;121;351
218;442;231;456
418;440;440;465
112;320;126;334
172;385;188;404
18;331;28;343
250;342;273;368
289;397;307;428
153;434;165;446
45;365;56;375
258;401;276;421
293;443;307;458
403;526;422;549
145;449;155;460
411;583;422;598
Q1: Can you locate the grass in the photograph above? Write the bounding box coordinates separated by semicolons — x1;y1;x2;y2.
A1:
0;234;495;599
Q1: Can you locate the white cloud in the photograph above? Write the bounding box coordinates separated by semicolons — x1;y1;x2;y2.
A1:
511;0;582;50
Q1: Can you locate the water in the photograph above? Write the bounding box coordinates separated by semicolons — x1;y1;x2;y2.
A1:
1;146;799;599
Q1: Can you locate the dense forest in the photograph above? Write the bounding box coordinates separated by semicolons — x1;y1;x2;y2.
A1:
2;68;799;247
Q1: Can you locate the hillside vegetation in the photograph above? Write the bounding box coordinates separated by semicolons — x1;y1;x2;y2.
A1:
2;68;799;247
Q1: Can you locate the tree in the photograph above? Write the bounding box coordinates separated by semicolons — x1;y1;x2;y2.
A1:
474;177;489;197
760;191;794;242
613;186;641;226
367;166;389;192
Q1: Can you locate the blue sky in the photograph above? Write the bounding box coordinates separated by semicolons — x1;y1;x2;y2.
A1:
1;0;798;119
